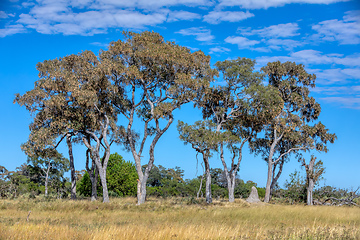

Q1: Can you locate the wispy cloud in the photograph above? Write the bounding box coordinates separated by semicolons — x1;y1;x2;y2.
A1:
224;36;260;49
267;38;303;51
313;86;360;95
312;10;360;45
167;10;201;22
256;50;360;68
5;0;209;36
93;0;211;9
0;24;26;37
218;0;350;9
319;97;360;109
0;11;9;19
203;11;254;24
176;27;215;42
226;23;302;52
239;23;300;38
17;9;168;35
312;68;360;85
209;46;231;54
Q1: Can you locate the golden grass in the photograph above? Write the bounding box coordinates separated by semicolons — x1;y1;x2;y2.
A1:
0;197;359;239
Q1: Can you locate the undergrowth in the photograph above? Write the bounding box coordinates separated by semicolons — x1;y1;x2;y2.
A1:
0;197;359;239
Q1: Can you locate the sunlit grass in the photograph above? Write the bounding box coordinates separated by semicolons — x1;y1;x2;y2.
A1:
0;197;359;239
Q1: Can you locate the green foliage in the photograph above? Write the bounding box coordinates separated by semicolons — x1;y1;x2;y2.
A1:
177;120;220;157
77;171;92;197
145;165;187;198
234;180;258;198
77;153;137;198
106;153;137;197
0;163;70;199
284;170;306;203
256;187;266;198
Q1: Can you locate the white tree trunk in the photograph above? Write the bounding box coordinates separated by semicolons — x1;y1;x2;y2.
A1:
90;167;98;201
228;172;236;202
44;162;51;197
66;134;76;200
307;178;314;205
264;158;273;203
204;156;212;204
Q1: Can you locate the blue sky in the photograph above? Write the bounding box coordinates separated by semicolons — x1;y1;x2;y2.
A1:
1;0;359;189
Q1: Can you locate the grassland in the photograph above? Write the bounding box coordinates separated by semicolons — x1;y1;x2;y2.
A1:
0;197;359;239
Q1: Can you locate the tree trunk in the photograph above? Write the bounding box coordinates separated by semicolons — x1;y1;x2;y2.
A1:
307;178;315;205
66;134;76;200
86;145;97;201
219;143;233;202
90;167;98;201
44;162;51;197
264;159;273;203
264;138;278;203
228;172;236;202
98;166;109;203
138;177;147;205
197;173;204;199
270;159;284;196
204;156;212;204
44;175;49;197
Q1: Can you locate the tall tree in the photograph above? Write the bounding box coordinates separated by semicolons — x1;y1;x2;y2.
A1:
102;31;214;204
251;61;336;203
27;150;69;197
300;155;325;205
15;50;118;202
198;58;282;202
177;120;219;203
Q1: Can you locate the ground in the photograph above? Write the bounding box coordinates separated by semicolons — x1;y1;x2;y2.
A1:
0;197;359;239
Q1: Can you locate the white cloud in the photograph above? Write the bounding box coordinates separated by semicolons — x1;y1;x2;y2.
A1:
239;23;300;38
90;0;210;10
203;11;254;24
176;27;215;42
257;50;360;68
312;68;360;85
267;38;303;51
90;41;109;48
312;10;360;45
209;46;231;54
224;36;260;49
0;24;26;37
7;0;209;36
18;9;168;35
0;11;8;19
233;23;302;51
319;97;360;109
218;0;349;9
313;86;360;95
167;10;201;22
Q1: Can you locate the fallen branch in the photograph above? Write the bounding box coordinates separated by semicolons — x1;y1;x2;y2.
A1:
26;211;31;222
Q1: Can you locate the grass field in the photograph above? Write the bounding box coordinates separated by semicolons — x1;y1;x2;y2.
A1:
0;197;359;239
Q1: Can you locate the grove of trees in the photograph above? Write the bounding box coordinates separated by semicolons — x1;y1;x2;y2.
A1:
10;31;347;206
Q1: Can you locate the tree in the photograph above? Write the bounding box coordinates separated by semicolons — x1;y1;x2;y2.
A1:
0;166;10;198
284;170;306;203
300;155;325;205
103;31;214;204
105;153;137;197
251;61;336;203
77;171;93;197
27;150;69;197
77;153;138;198
177;120;219;203
15;50;119;203
197;57;282;202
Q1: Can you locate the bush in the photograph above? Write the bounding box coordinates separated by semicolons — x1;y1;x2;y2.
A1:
77;153;138;198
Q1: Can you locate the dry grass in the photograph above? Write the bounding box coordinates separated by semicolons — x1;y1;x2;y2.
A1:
0;197;359;239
